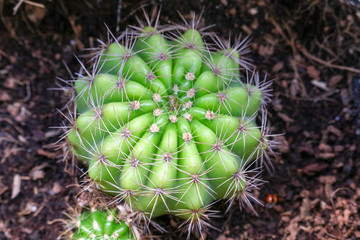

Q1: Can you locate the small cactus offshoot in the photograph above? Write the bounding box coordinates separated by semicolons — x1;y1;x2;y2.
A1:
63;11;275;236
68;208;135;240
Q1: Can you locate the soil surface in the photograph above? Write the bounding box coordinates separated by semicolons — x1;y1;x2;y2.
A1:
1;0;359;239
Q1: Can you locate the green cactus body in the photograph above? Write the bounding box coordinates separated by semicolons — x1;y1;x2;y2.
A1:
72;210;134;240
67;19;272;230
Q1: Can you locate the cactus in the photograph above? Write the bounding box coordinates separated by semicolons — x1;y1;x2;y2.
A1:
64;12;274;236
65;208;136;240
73;210;133;239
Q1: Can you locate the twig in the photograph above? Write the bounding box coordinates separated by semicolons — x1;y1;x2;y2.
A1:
23;0;45;8
300;47;360;73
270;17;360;74
13;0;45;15
13;0;25;15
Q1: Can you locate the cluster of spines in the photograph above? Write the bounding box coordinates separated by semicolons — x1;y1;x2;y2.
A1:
59;10;276;238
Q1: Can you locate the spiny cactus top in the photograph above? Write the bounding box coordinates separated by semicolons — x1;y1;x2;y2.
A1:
71;209;134;240
65;13;273;234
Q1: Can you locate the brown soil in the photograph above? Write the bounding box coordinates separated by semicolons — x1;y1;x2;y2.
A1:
1;0;359;239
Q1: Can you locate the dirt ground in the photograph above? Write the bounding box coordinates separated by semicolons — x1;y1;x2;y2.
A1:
0;0;360;239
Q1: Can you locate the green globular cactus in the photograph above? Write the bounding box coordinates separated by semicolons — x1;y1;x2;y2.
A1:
64;12;274;236
70;209;135;240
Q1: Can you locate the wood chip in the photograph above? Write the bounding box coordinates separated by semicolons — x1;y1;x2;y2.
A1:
275;135;290;153
7;102;29;122
29;163;48;180
272;62;284;72
334;145;344;152
307;65;320;79
290;79;300;97
343;209;351;224
4;77;18;89
278;113;295;123
25;4;46;24
7;103;21;117
329;75;342;89
44;130;62;139
241;24;252;35
30;169;45;180
257;0;266;6
217;235;227;240
0;186;8;196
311;80;329;91
340;89;351;105
316;152;336;159
258;44;274;56
0;90;11;101
249;7;258;15
299;163;328;176
250;18;259;30
11;174;21;199
318;143;332;152
318;175;336;185
220;0;228;6
326;125;343;138
18;202;38;216
49;182;62;195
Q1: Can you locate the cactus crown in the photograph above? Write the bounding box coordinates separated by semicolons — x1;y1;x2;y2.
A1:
63;10;274;238
65;207;135;240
